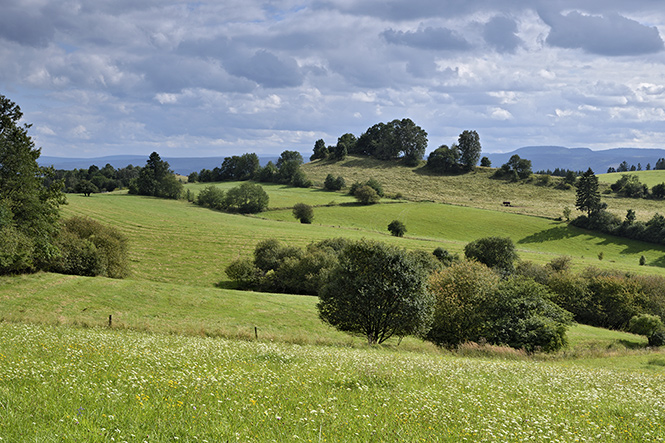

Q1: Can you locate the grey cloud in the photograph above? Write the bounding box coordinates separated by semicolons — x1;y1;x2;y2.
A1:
225;50;304;88
0;5;55;47
483;16;522;53
382;27;471;51
540;10;664;56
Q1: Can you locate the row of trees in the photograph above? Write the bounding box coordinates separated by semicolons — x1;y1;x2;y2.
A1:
195;183;269;213
191;151;312;188
54;163;140;195
128;152;183;199
0;94;129;277
606;159;665;173
609;174;665;200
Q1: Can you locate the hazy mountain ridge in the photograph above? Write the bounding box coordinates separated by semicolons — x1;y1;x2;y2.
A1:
486;146;665;173
39;155;280;175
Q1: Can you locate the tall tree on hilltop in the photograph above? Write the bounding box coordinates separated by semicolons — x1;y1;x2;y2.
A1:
457;130;482;171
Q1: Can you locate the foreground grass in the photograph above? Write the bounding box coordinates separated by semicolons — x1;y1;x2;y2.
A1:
1;323;664;442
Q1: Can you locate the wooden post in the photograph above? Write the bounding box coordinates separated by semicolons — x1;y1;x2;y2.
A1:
108;315;112;328
254;326;258;340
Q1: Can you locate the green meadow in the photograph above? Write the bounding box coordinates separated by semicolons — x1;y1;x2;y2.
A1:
599;169;665;187
3;158;665;441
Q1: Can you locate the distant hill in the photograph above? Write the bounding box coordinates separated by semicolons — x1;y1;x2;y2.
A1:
38;155;280;175
486;146;665;173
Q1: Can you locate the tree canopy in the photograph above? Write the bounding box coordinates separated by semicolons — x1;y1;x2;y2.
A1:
129;152;182;199
457;130;482;171
354;118;427;164
317;239;434;345
575;168;601;216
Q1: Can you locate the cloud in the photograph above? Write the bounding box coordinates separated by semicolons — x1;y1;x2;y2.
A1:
483;16;522;53
225;50;304;88
382;26;471;51
0;5;55;47
539;10;664;56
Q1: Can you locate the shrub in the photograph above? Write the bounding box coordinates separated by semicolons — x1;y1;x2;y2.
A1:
225;258;261;289
628;314;664;337
388;220;406;237
224;183;269;213
426;260;500;348
649;331;665;347
290;169;312;188
196;185;226;210
365;178;384;197
0;224;35;274
464;236;518;276
323;174;345;191
485;277;573;353
293;203;314;224
354;185;380;205
432;247;456;266
640;255;647;266
53;217;129;278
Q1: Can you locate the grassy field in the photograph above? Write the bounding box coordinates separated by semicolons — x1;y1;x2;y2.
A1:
599;169;665;187
4;159;665;441
1;322;664;442
304;156;665;222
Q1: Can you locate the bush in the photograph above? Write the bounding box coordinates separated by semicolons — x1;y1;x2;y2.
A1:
426;260;500;347
53;217;129;278
485;277;573;353
323;174;345;191
628;314;663;337
464;236;518;276
388;220;406;237
0;224;35;274
432;247;456;266
196;185;226;210
293;203;314;224
224;183;269;213
225;258;261;289
649;331;665;347
354;185;380;205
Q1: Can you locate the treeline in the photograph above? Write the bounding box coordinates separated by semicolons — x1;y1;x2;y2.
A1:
190;151;311;188
54;164;140;194
606;158;665;173
226;236;665;351
607;174;665;199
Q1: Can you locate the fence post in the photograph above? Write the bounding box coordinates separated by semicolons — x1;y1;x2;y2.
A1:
108;315;112;328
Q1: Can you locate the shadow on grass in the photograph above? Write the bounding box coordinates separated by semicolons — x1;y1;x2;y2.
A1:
517;225;584;244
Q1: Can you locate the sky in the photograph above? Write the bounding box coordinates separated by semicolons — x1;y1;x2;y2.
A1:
2;0;665;158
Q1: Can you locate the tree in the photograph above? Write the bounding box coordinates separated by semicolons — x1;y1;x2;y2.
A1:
464;236;518;276
480;156;492;167
388;220;407;237
457;130;482;171
324;174;345;191
394;118;428;165
293;203;314;224
0;94;65;272
224;183;269;213
310;139;328;161
130;152;182;199
575;168;601;216
317;239;434;345
76;179;98;197
354;119;427;163
427;145;460;173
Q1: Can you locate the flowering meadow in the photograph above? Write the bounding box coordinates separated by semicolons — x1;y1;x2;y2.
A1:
1;323;664;442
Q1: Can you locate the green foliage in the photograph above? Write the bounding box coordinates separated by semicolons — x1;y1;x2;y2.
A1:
388;219;406;237
53;216;129;278
224;258;261;289
0;94;65;272
611;174;648;198
485;277;573;353
480;156;491;167
257;161;278;183
224;183;269;213
75;179;99;196
457;130;482;171
218;153;260;181
628;314;663;338
292;202;314;224
323;174;345;191
354;119;427;164
495;154;532;180
289;168;312;188
464;236;518;276
426;260;500;347
365;177;384;196
432;247;456;266
575;168;601;216
310;139;329;161
426;144;460;173
317;239;434;344
130;152;183;199
354;185;380;205
196;185;226;210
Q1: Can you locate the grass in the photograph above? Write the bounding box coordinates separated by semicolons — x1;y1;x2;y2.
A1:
599;169;665;187
304;156;665;222
1;322;664;442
